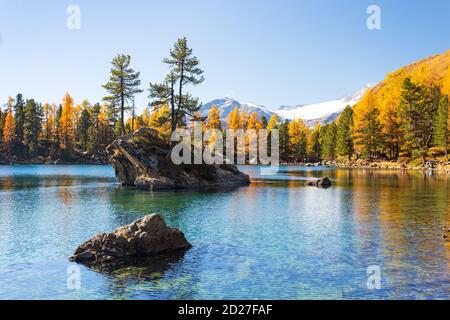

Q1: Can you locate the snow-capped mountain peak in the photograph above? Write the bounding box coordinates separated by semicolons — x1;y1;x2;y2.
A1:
201;99;274;120
274;84;374;123
201;84;374;128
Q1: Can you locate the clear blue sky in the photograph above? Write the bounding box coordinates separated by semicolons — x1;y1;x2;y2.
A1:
0;0;449;112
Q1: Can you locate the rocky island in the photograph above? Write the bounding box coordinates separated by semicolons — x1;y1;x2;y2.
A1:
70;214;192;269
105;128;251;191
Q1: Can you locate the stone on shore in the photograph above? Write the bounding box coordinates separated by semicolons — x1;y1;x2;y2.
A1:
70;214;192;267
105;128;250;191
305;177;332;188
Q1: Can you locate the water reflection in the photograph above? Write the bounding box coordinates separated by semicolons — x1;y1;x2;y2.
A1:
90;251;187;276
0;165;448;299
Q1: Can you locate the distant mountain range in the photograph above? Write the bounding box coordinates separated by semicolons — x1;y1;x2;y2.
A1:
201;85;374;128
201;99;274;122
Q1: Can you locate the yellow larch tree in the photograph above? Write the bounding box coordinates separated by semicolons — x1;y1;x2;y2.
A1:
244;112;262;162
377;69;406;159
411;64;438;88
206;106;222;130
59;93;75;149
226;107;241;130
141;107;152;128
353;90;378;154
49;104;57;141
239;111;249;129
126;117;139;133
202;106;222;152
442;66;450;97
3;97;16;148
3;111;16;147
41;103;55;141
246;112;262;131
267;114;280;131
72;103;83;143
149;104;172;140
98;105;110;145
288;118;309;161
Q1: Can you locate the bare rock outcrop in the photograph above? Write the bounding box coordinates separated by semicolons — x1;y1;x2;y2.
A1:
70;214;192;267
106;128;250;191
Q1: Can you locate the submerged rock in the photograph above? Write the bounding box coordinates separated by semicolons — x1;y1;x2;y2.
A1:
305;177;332;188
70;214;192;267
96;251;187;276
106;128;250;191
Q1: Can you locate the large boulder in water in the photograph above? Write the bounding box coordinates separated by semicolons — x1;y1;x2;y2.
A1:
69;214;192;267
305;177;332;188
105;128;250;191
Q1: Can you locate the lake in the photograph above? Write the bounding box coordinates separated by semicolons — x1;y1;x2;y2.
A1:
0;165;448;300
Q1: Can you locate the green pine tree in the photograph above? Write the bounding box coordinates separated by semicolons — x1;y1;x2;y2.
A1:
149;37;204;133
295;130;308;162
356;107;383;159
400;77;439;163
102;54;143;136
14;94;25;143
279;120;290;162
336;106;354;160
260;116;268;129
321;122;337;161
307;124;322;161
78;109;91;149
87;103;101;152
55;105;63;146
23;99;42;156
433;95;449;157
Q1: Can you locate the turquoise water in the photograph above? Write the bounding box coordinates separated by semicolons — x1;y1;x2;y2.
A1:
0;165;448;300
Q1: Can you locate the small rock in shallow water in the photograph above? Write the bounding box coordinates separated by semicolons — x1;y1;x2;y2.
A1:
305;177;332;188
70;214;192;267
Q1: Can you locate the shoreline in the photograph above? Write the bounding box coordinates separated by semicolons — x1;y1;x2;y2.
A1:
2;161;450;172
281;161;450;172
0;161;109;166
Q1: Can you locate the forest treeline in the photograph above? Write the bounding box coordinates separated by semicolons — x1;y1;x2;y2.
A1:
1;39;449;165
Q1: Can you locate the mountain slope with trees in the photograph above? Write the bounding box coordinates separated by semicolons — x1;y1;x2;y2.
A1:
352;49;450;163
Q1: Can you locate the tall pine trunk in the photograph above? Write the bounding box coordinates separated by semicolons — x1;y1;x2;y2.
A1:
120;76;125;136
176;59;185;131
121;95;125;136
170;78;176;134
